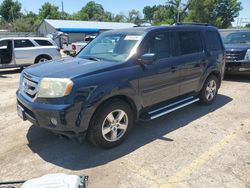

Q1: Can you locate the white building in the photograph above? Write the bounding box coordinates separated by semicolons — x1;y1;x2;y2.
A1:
37;19;136;46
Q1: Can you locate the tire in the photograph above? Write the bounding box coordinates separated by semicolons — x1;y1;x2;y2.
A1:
35;55;51;64
199;75;219;105
87;99;134;148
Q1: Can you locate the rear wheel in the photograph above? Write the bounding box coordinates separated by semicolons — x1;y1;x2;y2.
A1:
87;99;133;148
199;75;218;105
35;55;51;64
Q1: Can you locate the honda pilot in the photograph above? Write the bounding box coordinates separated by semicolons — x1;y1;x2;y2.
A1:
17;24;225;148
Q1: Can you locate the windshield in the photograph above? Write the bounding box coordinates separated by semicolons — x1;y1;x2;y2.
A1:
77;32;144;62
223;32;250;45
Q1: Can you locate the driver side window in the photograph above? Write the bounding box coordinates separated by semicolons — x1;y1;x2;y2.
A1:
142;32;172;60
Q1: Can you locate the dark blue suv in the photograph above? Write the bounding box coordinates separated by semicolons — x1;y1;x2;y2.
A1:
223;31;250;74
17;24;225;148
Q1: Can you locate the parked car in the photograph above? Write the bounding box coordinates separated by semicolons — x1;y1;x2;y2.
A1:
63;36;96;55
223;31;250;74
0;37;61;69
16;24;225;148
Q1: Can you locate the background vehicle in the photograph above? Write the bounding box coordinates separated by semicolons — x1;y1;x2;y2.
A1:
0;37;61;69
17;24;225;148
223;30;250;74
63;36;96;55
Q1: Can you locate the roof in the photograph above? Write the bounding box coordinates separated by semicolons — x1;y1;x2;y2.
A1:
105;25;218;34
0;37;52;40
42;19;136;32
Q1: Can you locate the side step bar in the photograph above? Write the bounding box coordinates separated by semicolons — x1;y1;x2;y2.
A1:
148;96;200;120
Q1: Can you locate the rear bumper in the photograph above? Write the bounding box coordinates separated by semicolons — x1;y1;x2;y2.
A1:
16;90;92;136
225;61;250;73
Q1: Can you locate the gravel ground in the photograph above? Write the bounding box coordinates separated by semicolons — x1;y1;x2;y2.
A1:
0;68;249;188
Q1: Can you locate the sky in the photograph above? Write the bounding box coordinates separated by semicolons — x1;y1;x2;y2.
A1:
0;0;249;23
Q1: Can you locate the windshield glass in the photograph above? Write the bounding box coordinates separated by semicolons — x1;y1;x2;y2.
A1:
77;32;144;62
223;32;250;44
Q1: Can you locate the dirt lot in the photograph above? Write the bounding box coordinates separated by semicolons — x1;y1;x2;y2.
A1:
0;69;249;188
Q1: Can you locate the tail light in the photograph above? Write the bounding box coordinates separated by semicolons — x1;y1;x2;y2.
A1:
72;45;76;51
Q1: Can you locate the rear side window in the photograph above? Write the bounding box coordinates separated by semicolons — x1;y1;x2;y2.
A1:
35;40;53;46
206;31;223;51
178;31;203;55
142;32;172;59
14;40;34;48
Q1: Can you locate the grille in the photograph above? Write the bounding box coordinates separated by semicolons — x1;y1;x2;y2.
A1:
226;50;246;61
23;75;38;98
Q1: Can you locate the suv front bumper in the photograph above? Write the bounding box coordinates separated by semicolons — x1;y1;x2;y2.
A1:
16;90;92;136
226;60;250;73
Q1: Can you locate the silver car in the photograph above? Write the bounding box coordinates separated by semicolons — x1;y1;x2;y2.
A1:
0;37;62;69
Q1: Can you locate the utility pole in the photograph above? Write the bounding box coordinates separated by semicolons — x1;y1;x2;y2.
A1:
61;0;65;19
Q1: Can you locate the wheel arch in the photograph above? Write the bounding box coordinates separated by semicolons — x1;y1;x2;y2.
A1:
91;95;139;122
34;54;52;64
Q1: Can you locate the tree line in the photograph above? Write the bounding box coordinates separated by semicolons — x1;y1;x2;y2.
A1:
0;0;245;32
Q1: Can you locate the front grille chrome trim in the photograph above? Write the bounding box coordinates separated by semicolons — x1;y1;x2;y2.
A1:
22;73;40;98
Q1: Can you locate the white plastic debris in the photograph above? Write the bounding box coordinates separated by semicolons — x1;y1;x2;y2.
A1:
21;173;83;188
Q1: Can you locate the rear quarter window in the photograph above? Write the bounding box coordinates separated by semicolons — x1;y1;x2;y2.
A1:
206;31;223;51
35;40;53;46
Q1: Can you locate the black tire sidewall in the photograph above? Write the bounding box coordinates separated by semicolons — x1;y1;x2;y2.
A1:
88;99;134;148
35;56;50;64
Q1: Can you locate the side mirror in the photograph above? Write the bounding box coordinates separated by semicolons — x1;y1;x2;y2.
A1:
139;53;158;65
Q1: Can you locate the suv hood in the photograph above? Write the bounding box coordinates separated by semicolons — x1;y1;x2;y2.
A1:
225;44;250;50
24;57;119;79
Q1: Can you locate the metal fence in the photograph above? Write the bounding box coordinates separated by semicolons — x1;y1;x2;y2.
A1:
0;31;41;38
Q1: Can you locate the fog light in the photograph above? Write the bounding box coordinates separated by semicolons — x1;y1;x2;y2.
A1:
51;118;58;126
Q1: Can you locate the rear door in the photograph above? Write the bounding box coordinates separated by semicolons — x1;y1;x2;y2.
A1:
205;30;225;76
139;31;180;107
173;30;206;95
14;39;36;65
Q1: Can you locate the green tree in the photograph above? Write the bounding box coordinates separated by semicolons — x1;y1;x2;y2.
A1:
143;5;157;23
128;9;142;25
187;0;241;28
0;0;21;22
153;6;172;25
12;11;39;32
38;2;61;20
74;1;106;21
114;13;127;22
167;0;191;22
246;23;250;28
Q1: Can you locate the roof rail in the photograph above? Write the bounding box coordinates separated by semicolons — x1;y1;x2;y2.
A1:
173;22;212;26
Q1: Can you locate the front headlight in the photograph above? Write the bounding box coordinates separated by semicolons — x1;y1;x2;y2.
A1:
244;49;250;60
37;78;73;98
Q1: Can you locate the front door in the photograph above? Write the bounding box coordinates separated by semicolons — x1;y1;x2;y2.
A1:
138;31;180;107
0;39;13;65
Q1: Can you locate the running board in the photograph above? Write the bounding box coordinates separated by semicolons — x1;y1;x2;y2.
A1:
147;96;200;120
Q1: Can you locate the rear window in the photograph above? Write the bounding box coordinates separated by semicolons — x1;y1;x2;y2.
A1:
206;31;223;51
35;39;53;46
14;40;34;48
178;31;203;55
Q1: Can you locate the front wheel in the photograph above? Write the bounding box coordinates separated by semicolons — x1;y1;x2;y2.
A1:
199;75;219;105
87;99;134;148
